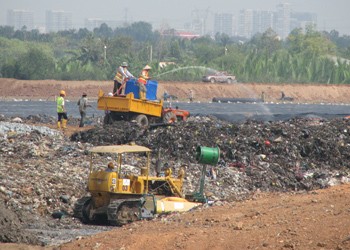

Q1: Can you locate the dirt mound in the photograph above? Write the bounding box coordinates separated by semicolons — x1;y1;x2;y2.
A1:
0;202;39;244
2;78;350;103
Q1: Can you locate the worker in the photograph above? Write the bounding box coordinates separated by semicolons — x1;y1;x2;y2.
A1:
138;65;151;100
113;62;134;96
105;162;115;172
281;91;285;100
77;92;91;127
56;90;68;129
188;89;194;102
163;91;169;101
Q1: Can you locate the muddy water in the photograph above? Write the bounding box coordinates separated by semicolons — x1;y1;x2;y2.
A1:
0;100;349;122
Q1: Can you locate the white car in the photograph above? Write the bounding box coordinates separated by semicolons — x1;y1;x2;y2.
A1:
202;71;237;83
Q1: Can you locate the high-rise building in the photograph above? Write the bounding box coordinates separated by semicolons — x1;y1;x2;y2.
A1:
214;13;233;36
46;10;72;32
290;12;317;32
7;9;34;30
220;3;317;39
253;10;274;35
276;3;291;39
191;9;210;36
238;9;253;38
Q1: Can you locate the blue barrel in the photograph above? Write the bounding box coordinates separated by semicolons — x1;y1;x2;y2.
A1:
146;80;158;100
125;79;140;98
125;79;158;100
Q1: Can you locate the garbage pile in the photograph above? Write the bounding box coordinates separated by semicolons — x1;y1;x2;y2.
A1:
0;118;97;244
72;116;350;199
1;115;350;245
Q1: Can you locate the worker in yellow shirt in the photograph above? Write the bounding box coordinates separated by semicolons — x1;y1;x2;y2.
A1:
57;90;68;129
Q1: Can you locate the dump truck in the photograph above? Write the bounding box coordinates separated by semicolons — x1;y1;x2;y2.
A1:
97;80;190;127
73;144;207;226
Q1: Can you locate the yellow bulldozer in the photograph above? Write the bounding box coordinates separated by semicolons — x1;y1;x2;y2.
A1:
73;144;208;226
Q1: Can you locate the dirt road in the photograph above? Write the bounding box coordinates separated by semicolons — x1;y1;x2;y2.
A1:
3;184;349;250
2;78;350;103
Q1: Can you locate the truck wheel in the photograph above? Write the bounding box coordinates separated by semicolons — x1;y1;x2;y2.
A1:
163;112;177;124
135;115;149;127
210;78;216;83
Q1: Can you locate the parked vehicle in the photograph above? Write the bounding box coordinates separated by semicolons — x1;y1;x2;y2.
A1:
202;71;237;83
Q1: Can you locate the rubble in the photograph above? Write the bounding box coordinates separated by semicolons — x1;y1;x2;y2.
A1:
0;201;39;244
1;114;350;245
72;116;350;198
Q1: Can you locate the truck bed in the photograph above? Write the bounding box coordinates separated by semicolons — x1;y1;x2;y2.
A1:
97;92;163;117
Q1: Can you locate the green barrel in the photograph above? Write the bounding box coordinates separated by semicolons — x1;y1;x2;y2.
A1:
196;146;220;165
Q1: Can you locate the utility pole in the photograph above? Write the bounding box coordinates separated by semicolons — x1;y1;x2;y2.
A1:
104;45;107;64
149;45;153;63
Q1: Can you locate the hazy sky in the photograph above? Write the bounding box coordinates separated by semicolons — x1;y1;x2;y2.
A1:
1;0;350;35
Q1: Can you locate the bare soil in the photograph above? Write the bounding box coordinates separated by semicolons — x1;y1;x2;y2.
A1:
1;78;350;103
58;184;350;250
2;78;350;250
2;184;350;250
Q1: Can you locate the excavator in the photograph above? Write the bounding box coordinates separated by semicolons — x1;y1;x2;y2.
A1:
73;143;218;226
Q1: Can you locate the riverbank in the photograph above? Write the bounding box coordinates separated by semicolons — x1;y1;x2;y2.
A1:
1;78;350;103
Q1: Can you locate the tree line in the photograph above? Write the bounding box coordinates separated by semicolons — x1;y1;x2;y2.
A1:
0;22;350;83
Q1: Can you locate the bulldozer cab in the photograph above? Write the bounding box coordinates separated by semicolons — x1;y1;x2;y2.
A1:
87;144;185;197
88;144;152;195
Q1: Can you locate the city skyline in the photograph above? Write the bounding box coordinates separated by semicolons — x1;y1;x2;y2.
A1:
1;0;350;35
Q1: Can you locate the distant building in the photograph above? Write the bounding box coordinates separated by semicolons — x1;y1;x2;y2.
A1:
85;18;124;30
291;11;317;32
176;31;200;39
238;9;254;38
46;10;72;32
214;13;233;36
191;18;206;36
253;10;274;35
275;3;291;39
190;9;210;36
7;9;34;30
162;29;200;40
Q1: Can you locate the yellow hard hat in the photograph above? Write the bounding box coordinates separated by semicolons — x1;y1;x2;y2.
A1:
60;90;66;96
143;65;151;70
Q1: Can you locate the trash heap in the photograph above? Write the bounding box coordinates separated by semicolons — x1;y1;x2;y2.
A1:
72;116;350;200
0;118;95;244
1;115;350;244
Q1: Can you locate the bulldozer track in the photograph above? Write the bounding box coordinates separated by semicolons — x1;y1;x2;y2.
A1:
107;199;142;226
73;196;91;223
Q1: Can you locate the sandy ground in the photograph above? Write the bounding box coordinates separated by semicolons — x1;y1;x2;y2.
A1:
2;78;350;250
1;78;350;103
3;184;350;250
59;184;350;250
